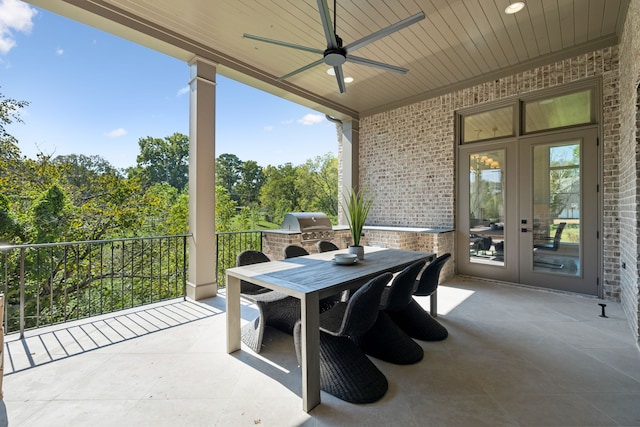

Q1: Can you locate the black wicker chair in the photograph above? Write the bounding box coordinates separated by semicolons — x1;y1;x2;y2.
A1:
283;244;310;259
388;253;451;341
316;240;339;253
534;222;566;251
353;260;426;364
236;250;300;353
293;272;392;404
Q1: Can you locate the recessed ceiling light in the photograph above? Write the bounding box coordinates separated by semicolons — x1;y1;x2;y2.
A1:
344;77;354;83
505;2;525;14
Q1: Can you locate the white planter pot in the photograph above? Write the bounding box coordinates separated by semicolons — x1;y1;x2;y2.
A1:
348;245;365;260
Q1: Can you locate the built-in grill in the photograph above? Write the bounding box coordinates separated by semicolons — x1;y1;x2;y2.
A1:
281;212;334;242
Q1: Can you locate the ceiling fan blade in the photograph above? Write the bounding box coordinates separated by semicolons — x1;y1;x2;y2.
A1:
317;0;339;49
243;33;325;55
276;58;325;81
334;65;347;93
347;55;409;74
345;11;425;53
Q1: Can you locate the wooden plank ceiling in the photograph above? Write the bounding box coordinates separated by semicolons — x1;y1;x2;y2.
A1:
31;0;628;119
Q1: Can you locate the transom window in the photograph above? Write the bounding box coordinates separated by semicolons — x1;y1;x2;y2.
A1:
459;84;596;144
523;90;592;133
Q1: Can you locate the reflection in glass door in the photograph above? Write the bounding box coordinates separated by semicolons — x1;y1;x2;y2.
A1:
530;142;580;276
457;129;599;295
519;128;598;295
469;150;505;267
458;142;518;284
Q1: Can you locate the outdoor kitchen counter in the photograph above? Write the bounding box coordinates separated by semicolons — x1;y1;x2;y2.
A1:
262;225;455;281
262;225;455;234
363;225;455;234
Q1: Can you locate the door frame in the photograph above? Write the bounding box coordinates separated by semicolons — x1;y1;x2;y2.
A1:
517;127;600;295
457;139;519;283
456;126;602;296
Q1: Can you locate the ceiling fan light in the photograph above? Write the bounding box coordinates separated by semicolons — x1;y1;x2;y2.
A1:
505;2;525;14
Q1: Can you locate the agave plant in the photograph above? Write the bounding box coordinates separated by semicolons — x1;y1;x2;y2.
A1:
340;187;374;247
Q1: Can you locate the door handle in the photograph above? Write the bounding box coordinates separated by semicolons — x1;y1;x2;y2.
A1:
521;228;532;232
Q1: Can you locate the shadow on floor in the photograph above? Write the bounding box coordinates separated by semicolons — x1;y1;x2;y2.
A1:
3;299;223;375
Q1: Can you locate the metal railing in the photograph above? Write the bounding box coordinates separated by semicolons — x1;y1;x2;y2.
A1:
1;235;189;338
215;230;263;286
0;230;265;338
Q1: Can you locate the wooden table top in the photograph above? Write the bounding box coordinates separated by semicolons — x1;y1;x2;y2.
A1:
226;246;435;299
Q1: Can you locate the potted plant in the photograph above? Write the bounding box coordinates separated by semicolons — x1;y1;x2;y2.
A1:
341;187;374;260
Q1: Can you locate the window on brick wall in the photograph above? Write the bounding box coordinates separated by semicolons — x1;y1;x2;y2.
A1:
523;89;593;133
459;83;596;145
461;105;515;143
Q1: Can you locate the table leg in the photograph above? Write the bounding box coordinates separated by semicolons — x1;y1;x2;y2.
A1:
226;275;241;353
300;292;320;412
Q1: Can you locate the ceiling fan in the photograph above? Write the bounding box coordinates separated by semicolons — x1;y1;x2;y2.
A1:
243;0;425;93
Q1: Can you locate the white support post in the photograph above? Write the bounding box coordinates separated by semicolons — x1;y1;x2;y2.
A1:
186;57;218;300
338;118;359;225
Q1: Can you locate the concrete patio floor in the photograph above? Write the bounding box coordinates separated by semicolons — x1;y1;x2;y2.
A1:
2;276;640;426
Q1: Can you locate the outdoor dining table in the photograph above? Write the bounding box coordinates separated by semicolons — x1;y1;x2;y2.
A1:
225;246;435;412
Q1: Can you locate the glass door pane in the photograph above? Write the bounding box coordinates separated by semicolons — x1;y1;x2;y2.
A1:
531;142;580;276
469;150;505;266
519;128;598;295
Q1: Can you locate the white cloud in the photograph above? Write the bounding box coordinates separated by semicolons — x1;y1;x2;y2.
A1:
106;128;127;138
177;86;189;96
297;113;324;126
281;119;294;125
263;125;273;131
55;48;64;56
0;0;38;55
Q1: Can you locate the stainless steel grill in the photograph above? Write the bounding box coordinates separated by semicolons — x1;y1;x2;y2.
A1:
281;212;334;241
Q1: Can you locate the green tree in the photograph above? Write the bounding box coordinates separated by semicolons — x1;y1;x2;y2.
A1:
137;182;180;233
296;153;338;219
236;159;264;206
31;184;71;243
54;154;121;188
164;191;189;235
0;87;28;150
215;185;238;231
549;145;580;219
0;88;28;200
259;163;301;223
216;153;243;200
0;194;23;243
129;132;189;191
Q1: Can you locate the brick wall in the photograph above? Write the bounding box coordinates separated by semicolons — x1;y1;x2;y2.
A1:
357;48;622;302
360;229;455;281
616;0;640;344
262;228;454;281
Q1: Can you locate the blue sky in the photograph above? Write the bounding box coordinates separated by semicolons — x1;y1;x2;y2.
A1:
0;0;338;169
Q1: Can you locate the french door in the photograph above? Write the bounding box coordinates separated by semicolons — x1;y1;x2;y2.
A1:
457;127;599;295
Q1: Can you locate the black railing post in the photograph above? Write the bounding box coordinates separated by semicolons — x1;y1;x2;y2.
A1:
215;233;220;287
182;235;187;301
19;247;25;339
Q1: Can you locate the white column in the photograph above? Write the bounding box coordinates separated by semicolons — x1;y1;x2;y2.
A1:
186;57;217;300
338;118;359;224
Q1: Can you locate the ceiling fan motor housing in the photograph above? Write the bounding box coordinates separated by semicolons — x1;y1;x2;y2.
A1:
324;47;347;66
